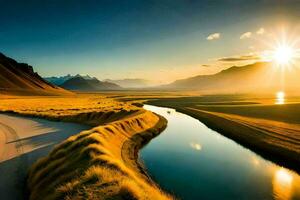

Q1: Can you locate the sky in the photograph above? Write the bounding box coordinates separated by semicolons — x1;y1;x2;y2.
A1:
1;0;300;83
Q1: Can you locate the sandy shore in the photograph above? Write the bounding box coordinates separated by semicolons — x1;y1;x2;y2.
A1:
0;114;89;200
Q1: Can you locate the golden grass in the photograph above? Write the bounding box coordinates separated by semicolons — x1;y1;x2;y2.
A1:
0;94;139;126
27;109;170;200
0;94;172;200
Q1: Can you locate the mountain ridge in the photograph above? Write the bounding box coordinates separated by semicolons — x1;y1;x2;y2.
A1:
0;53;70;95
60;76;122;91
161;62;298;93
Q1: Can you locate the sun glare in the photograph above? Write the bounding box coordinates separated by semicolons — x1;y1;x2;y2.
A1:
273;45;295;65
276;91;285;104
275;168;293;185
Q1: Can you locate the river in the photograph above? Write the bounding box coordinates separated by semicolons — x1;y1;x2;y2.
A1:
142;105;300;200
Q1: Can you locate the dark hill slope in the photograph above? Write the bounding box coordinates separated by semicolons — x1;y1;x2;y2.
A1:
0;53;70;95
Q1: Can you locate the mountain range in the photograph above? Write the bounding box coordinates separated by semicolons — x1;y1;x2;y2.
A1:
60;76;122;91
4;52;298;95
0;53;69;95
44;74;96;85
45;74;122;91
163;62;300;93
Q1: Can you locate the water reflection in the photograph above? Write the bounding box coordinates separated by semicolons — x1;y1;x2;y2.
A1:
251;156;260;166
142;105;300;200
273;168;293;200
189;142;202;151
276;91;285;104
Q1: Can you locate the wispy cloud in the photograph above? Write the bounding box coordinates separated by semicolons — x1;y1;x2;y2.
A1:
256;27;265;35
240;32;252;39
218;54;261;62
207;33;221;40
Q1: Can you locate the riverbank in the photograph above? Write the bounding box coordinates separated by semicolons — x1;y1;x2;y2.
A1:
0;114;89;200
0;95;172;200
146;97;300;174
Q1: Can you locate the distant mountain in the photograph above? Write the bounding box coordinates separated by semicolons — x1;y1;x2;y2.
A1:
44;74;96;85
44;74;73;85
78;74;95;80
162;62;299;93
104;78;156;88
60;76;122;91
0;53;69;95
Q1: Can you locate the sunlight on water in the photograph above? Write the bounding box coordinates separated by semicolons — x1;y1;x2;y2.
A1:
142;105;300;200
276;91;285;104
251;156;260;166
273;168;293;200
189;142;202;151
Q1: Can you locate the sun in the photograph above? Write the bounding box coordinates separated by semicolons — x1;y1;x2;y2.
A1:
273;45;295;65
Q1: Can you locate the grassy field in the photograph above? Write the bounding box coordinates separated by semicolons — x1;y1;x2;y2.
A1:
0;94;172;200
137;94;300;173
0;94;138;126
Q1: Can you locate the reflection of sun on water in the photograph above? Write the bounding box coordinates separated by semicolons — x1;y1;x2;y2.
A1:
276;91;285;104
276;169;293;185
190;142;202;151
273;168;293;200
251;156;260;166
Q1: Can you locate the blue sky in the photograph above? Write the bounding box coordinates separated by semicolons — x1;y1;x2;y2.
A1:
1;0;300;83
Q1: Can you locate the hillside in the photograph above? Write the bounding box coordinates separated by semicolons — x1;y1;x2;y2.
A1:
162;62;300;93
0;53;69;95
163;62;272;92
60;76;122;91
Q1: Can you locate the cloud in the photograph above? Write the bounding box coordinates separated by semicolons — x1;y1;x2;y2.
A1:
218;54;261;62
207;33;221;40
256;27;265;35
240;32;252;39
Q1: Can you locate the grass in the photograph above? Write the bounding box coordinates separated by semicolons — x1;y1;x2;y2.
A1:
141;94;300;173
0;94;139;126
0;94;173;200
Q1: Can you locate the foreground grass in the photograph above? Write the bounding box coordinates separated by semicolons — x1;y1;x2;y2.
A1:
0;95;173;200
